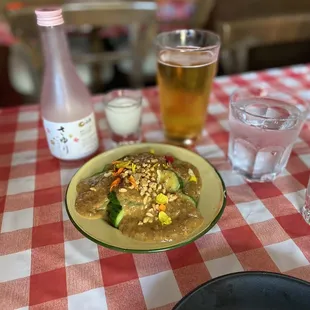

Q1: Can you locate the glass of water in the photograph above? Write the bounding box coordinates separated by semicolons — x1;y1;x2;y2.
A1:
228;86;308;182
303;175;310;224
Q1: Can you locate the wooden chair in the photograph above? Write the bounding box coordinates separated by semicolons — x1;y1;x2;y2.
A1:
4;1;157;100
118;0;215;81
215;13;310;74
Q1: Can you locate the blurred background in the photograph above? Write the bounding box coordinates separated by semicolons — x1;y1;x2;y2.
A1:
0;0;310;107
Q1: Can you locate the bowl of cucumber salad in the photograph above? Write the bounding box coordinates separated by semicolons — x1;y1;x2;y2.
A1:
65;143;226;253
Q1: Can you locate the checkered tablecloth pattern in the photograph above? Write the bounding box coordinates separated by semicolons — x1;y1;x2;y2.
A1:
1;64;310;310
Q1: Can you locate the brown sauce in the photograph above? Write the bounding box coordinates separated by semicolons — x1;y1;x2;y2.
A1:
75;152;204;242
119;195;203;242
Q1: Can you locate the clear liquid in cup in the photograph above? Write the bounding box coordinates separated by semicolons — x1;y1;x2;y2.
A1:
229;98;303;182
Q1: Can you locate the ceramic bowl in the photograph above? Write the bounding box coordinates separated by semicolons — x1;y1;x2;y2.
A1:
65;143;226;253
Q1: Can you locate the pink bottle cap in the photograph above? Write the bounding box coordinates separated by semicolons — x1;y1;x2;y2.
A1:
35;7;64;27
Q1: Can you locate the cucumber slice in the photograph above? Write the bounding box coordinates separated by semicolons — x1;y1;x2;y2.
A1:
183;181;200;203
176;174;184;190
108;191;119;205
107;203;124;228
107;192;124;228
178;193;198;207
157;170;180;193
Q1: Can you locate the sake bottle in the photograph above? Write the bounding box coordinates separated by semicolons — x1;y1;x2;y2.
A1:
35;7;99;160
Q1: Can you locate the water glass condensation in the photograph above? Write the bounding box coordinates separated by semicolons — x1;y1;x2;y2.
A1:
104;90;142;145
228;87;308;182
156;29;220;146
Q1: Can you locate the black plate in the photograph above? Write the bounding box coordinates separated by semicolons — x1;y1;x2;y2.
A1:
173;271;310;310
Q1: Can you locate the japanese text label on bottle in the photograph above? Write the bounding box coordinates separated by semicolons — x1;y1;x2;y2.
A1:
43;113;98;160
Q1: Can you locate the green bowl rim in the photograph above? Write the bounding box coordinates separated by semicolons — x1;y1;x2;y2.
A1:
65;144;227;254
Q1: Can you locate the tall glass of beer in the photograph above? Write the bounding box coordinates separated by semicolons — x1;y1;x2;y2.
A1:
156;29;220;145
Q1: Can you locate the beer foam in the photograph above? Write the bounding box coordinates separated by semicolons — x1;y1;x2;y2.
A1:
159;49;217;67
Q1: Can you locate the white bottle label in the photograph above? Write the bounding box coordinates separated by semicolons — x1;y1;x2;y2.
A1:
43;113;99;160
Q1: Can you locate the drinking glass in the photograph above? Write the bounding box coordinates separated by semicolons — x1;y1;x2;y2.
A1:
303;175;310;224
103;89;142;145
228;86;308;182
156;29;220;146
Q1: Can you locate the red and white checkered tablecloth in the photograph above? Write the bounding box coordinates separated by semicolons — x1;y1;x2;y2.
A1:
1;64;310;310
